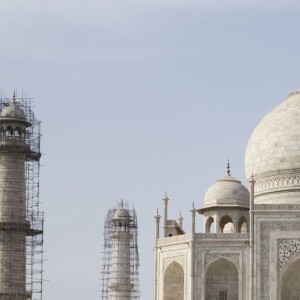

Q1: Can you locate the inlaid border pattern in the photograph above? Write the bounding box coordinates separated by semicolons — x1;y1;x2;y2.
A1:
260;222;300;300
255;204;300;211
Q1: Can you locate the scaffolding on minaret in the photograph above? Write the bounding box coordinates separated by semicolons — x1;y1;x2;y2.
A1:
0;92;44;300
101;201;140;300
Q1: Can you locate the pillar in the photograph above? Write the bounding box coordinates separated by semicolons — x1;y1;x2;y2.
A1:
163;194;169;237
215;213;221;233
154;210;161;300
178;212;183;229
249;175;255;300
190;204;196;300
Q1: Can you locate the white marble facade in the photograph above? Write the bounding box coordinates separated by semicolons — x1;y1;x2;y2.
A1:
154;90;300;300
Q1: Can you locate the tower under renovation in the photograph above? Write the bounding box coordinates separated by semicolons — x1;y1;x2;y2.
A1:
0;93;43;300
101;201;140;300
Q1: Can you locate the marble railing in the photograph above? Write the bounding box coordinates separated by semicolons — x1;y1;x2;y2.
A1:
156;232;249;246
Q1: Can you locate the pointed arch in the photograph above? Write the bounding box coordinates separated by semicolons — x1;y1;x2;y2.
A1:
238;216;248;233
205;258;239;300
6;126;13;139
14;127;21;139
279;256;300;300
164;261;184;300
219;215;233;233
205;216;214;233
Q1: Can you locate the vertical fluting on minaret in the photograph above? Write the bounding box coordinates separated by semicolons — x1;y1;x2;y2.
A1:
0;94;43;300
109;202;134;300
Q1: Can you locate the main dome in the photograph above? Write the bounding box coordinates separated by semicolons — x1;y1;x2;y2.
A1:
204;174;250;208
245;90;300;180
245;90;300;203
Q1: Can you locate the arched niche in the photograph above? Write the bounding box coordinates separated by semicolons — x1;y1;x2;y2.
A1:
219;215;233;233
14;127;22;140
205;258;239;300
238;216;248;233
164;261;184;300
6;126;13;139
279;257;300;300
205;216;215;233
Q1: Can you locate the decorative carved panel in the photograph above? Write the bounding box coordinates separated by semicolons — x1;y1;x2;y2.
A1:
204;253;240;270
278;239;300;272
254;169;300;194
196;233;249;240
163;256;185;272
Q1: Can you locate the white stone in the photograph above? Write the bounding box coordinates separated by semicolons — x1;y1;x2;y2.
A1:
204;175;249;208
155;89;300;300
245;90;300;179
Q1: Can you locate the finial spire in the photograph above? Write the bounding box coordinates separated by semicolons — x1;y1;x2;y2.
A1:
178;211;183;228
120;199;124;208
227;159;231;175
13;91;16;103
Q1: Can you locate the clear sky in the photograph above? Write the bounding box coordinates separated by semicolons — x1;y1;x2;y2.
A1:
1;1;300;299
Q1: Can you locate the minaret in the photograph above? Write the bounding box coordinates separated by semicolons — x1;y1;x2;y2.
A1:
154;209;161;300
190;203;196;300
109;201;134;300
162;193;169;237
0;95;42;300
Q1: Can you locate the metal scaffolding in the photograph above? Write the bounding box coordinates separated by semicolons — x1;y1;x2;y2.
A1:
101;202;140;300
0;93;44;300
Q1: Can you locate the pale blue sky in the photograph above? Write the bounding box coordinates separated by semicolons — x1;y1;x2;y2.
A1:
1;1;300;299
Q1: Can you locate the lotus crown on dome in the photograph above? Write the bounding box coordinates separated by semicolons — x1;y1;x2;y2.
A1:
217;175;241;183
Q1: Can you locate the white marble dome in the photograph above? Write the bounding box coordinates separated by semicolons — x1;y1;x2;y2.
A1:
245;90;300;180
204;174;250;208
1;102;26;121
245;90;300;204
113;207;131;220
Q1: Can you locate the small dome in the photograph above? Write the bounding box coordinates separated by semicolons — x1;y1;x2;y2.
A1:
1;102;26;121
113;208;131;220
245;90;300;179
204;174;250;208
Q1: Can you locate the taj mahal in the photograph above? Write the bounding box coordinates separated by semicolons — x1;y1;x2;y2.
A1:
154;89;300;300
1;88;300;300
